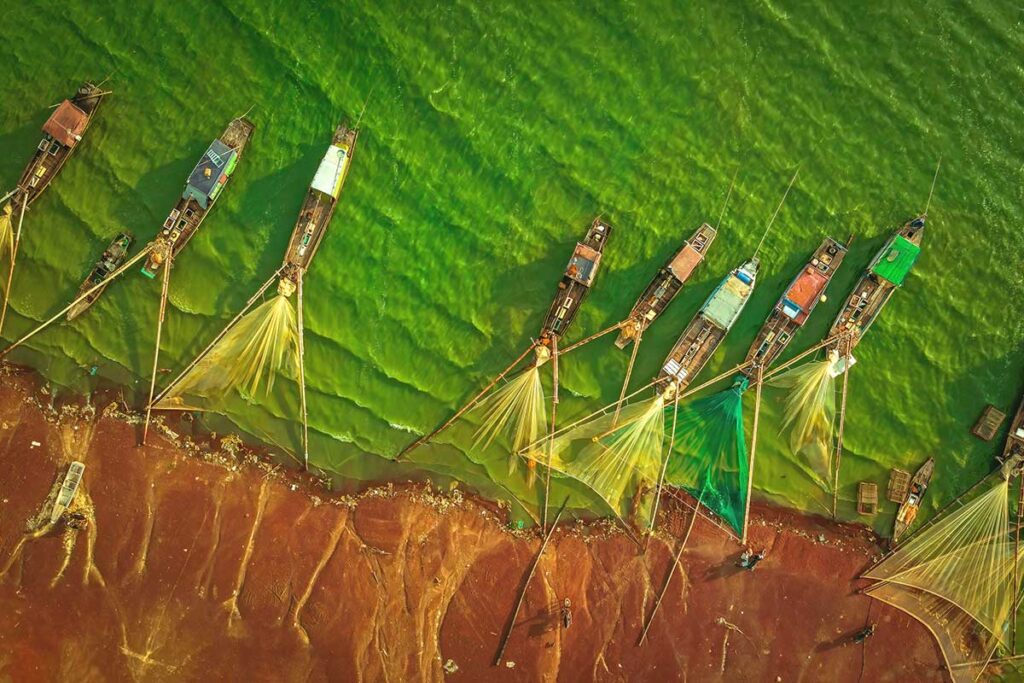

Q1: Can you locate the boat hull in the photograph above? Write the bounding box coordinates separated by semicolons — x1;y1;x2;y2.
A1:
538;217;611;344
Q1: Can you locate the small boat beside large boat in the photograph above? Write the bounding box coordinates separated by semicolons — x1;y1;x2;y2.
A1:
892;457;934;542
743;236;848;375
658;258;759;395
615;224;716;349
998;392;1024;476
539;218;612;345
141;117;256;277
827;215;924;371
66;232;134;321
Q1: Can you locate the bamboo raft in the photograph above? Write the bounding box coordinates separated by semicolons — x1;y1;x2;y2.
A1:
0;81;109;335
614;223;716;349
742;236;848;375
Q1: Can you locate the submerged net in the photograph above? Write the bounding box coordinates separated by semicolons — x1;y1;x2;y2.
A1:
663;379;749;535
768;352;838;488
522;395;667;522
155;294;299;409
472;356;548;485
865;478;1024;681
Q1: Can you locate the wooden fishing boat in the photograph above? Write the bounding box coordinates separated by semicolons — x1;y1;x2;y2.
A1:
658;259;759;394
538;218;611;344
50;461;85;524
66;232;134;321
827;215;924;370
615;224;716;349
998;393;1024;475
277;123;358;295
141;117;256;277
892;457;934;542
743;236;848;375
11;82;108;210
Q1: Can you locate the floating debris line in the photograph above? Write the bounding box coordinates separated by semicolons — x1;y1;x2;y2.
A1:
0;81;109;336
149;122;359;469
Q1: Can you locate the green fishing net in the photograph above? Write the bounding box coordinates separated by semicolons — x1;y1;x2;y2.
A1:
663;378;750;535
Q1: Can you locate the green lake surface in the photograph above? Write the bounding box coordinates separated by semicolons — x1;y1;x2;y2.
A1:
1;0;1023;532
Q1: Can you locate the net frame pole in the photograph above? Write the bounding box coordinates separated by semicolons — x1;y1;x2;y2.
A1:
0;196;27;337
395;341;539;460
741;365;764;546
297;271;310;472
612;328;643;426
493;497;568;666
0;245;153;359
647;390;681;537
832;337;852;518
142;254;172;445
638;487;705;645
541;334;559;533
1014;477;1023;654
148;267;284;409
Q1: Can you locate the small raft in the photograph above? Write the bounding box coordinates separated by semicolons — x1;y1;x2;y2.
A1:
50;461;85;524
615;224;716;349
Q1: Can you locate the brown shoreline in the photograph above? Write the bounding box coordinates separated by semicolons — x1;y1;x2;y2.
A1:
0;366;951;681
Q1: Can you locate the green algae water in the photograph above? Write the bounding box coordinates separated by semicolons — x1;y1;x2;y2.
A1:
2;0;1023;531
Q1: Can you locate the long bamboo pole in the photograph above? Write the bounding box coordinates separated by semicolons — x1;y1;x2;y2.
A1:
638;487;705;645
148;268;284;409
541;335;559;533
741;365;764;545
395;341;539;460
493;497;569;666
0;197;27;337
647;390;681;536
142;255;173;445
832;338;852;518
558;321;624;356
0;244;153;359
613;329;643;425
297;271;310;472
1014;477;1023;654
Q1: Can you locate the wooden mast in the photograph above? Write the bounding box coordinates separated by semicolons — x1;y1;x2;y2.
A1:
0;245;153;360
142;249;172;445
741;365;764;545
646;389;681;539
0;195;27;337
396;341;538;460
297;271;310;471
541;335;559;533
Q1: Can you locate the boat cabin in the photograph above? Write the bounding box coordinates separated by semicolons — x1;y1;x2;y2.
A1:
182;139;238;209
870;234;920;287
702;260;758;330
42;100;89;150
565;243;602;286
311;142;351;200
668;224;716;282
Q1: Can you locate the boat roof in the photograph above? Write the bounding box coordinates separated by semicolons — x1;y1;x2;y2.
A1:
43;100;89;148
668;243;704;282
871;234;920;285
784;267;829;316
311;143;349;199
703;269;754;329
183;139;236;208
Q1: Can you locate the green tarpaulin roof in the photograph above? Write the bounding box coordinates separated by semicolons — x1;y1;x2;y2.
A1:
870;235;920;286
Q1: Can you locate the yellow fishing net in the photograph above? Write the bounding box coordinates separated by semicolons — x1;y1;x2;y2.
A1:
522;395;667;522
155;294;299;409
865;479;1024;681
768;351;838;487
472;349;549;484
0;202;13;267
